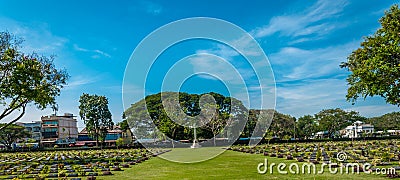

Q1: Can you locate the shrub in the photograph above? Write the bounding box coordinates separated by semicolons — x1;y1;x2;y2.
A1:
102;171;112;176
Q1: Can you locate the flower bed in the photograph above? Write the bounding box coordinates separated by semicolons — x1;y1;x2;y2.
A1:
230;140;400;176
0;148;170;179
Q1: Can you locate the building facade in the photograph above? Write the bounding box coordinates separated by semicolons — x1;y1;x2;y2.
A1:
41;113;78;146
342;121;374;138
76;126;130;146
16;121;42;142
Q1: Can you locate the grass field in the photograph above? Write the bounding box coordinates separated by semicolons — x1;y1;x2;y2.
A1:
98;148;389;180
157;146;227;163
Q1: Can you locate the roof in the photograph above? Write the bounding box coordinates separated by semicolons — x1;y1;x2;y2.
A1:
79;126;123;134
41;140;56;143
360;124;374;127
316;131;328;135
75;140;117;145
387;130;400;133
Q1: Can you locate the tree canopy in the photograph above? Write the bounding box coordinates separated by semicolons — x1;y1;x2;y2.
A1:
124;92;247;144
315;108;364;138
79;93;114;147
366;111;400;131
268;111;295;139
340;4;400;106
117;119;129;132
296;115;317;139
0;32;68;130
0;123;30;149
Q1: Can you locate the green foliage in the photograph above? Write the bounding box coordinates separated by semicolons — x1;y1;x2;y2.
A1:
200;103;230;146
296;115;317;139
26;138;37;143
79;93;114;147
269;111;295;139
124;92;247;141
0;31;68;129
115;137;128;148
0;123;30;149
245;109;294;140
381;152;390;162
315;108;363;138
243;109;259;138
117;119;129;132
340;4;400;106
366;111;400;131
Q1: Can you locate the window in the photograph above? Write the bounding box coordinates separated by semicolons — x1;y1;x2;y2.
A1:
33;127;41;132
44;128;57;132
44;121;58;125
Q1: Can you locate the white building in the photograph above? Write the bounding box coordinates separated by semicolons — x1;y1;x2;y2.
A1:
387;130;400;136
342;121;374;138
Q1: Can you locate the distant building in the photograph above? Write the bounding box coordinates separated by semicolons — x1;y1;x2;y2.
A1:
41;113;78;147
342;121;374;138
313;131;330;139
375;130;400;136
76;126;131;146
15;121;42;142
387;130;400;136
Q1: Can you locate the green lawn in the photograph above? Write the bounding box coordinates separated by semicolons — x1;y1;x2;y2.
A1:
157;146;227;163
98;148;389;180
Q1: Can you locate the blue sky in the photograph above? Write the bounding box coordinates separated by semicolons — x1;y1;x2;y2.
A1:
0;0;398;129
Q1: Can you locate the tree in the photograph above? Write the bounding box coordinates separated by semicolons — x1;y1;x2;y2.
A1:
243;109;259;138
366;111;400;131
117;120;129;132
124;92;247;146
79;93;114;148
115;138;125;147
315;108;362;138
340;5;400;106
200;103;229;146
296;115;317;139
245;109;274;146
264;131;274;145
0;32;68;130
0;123;30;149
268;111;295;139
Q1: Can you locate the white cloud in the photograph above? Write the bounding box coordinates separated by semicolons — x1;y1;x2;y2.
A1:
269;41;359;82
276;79;347;117
275;78;399;118
64;75;100;90
0;17;68;56
189;53;250;84
252;0;348;42
183;0;397;119
73;44;111;58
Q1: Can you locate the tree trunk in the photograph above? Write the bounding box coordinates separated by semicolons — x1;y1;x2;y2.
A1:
0;105;26;131
96;133;99;148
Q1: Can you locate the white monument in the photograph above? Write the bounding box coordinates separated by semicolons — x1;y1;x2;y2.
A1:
190;126;201;148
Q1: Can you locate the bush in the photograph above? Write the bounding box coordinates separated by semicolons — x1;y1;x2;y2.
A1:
102;171;112;176
87;176;96;180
